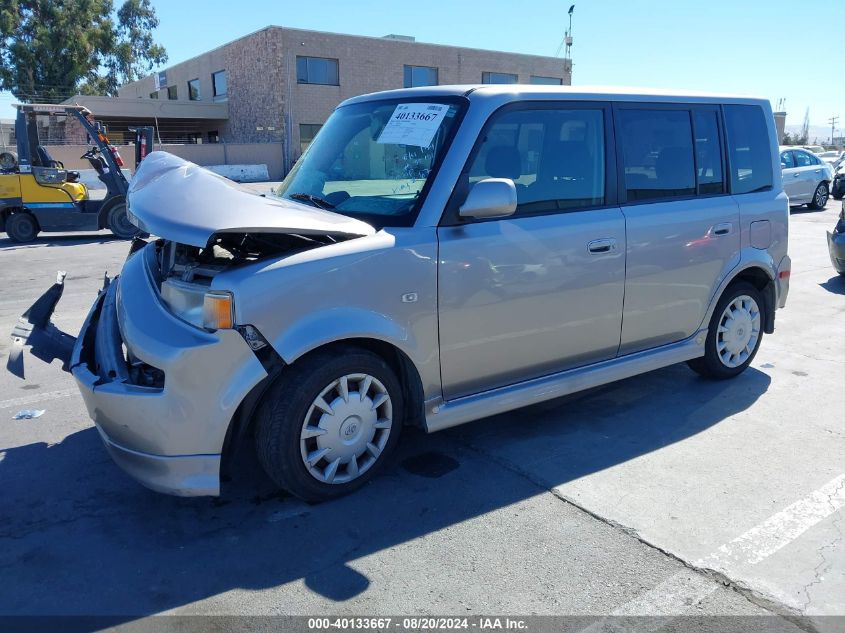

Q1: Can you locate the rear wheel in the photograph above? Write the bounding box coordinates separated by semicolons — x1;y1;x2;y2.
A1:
5;212;39;243
255;347;404;502
807;182;829;210
687;282;764;380
107;202;139;239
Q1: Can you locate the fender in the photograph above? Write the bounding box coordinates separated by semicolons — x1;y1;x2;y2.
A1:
698;247;778;335
270;306;414;365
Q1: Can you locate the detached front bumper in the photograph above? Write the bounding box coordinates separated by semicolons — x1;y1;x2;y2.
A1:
68;247;268;496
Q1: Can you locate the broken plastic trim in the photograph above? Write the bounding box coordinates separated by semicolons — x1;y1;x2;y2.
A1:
7;271;81;379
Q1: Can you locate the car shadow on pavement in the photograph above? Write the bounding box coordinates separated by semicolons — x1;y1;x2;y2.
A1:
0;363;770;618
820;275;845;295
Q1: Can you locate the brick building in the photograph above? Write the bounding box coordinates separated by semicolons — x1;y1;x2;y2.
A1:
114;26;572;172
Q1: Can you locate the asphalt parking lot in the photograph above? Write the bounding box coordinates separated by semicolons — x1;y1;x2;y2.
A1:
0;193;843;630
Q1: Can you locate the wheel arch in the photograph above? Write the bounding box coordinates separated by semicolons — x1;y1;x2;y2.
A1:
220;336;426;484
706;262;777;335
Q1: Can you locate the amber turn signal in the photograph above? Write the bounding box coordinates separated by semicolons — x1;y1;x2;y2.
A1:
202;291;234;330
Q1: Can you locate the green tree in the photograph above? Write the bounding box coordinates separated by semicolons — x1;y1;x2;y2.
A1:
0;0;166;103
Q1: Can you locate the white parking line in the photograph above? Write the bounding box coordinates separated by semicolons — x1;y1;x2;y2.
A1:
583;473;845;624
706;474;845;567
0;388;77;410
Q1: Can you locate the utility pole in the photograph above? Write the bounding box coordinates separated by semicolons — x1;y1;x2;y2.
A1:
829;116;839;145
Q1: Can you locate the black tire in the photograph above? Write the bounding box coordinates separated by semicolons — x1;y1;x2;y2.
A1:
833;194;843;201
106;202;139;239
807;182;829;210
687;281;764;380
255;346;404;502
5;212;39;243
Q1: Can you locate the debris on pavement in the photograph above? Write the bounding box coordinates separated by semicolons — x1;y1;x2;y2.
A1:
13;409;45;420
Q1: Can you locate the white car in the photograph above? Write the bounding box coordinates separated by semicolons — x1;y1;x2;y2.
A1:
780;146;835;208
818;150;845;171
801;145;826;154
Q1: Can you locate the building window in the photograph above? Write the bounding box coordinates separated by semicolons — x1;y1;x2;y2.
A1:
530;75;562;85
482;71;518;84
212;70;227;101
299;123;323;154
149;91;159;99
167;85;177;100
208;131;219;144
187;78;200;101
296;56;339;85
404;65;438;88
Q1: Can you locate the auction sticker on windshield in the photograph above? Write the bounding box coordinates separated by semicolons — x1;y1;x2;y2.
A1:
377;103;449;148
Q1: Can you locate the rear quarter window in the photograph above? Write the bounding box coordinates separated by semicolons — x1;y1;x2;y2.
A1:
724;105;773;194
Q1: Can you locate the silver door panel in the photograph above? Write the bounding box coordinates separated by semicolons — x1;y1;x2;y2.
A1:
619;196;741;354
438;209;626;399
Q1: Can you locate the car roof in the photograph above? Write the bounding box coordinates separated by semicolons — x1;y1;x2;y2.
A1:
342;84;770;108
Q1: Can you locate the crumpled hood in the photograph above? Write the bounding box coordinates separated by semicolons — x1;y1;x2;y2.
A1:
127;151;375;248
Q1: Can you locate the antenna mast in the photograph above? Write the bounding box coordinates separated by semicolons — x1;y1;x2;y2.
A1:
564;4;575;62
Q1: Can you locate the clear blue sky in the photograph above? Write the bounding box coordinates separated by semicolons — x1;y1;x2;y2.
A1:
1;0;842;138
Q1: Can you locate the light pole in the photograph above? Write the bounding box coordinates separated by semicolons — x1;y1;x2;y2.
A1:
829;115;839;145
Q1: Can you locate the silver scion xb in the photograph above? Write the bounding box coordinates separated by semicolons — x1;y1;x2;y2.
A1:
10;86;791;501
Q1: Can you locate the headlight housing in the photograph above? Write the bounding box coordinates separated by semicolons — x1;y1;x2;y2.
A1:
160;279;235;330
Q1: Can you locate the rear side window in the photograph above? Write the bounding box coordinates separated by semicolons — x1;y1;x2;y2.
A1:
693;110;724;195
794;151;814;167
619;109;695;202
780;151;795;169
724;105;773;194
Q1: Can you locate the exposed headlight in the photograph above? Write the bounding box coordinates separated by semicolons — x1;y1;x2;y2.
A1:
160;278;205;327
202;290;235;330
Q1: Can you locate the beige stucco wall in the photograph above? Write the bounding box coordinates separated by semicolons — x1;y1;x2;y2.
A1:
118;26;573;171
46;143;285;179
279;27;572;166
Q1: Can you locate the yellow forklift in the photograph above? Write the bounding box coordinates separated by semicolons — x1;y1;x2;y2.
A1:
0;104;144;242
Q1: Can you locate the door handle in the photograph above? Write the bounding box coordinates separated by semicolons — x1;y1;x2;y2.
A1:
587;238;617;254
711;222;733;236
794;173;801;177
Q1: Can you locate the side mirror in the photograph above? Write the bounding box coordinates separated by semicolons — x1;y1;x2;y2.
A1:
459;178;518;220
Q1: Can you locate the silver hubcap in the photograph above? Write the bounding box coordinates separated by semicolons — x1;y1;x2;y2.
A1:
716;295;761;368
816;186;828;206
300;373;392;484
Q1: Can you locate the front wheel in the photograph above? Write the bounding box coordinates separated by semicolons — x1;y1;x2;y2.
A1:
687;282;764;380
106;202;139;239
5;212;39;243
255;347;404;502
807;182;829;210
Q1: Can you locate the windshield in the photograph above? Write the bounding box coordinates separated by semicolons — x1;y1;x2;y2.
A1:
275;97;465;227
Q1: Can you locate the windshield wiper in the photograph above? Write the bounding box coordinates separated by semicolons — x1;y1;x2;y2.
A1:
289;192;336;210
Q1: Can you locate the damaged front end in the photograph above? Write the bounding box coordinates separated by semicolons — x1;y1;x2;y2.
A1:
6;152;375;496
